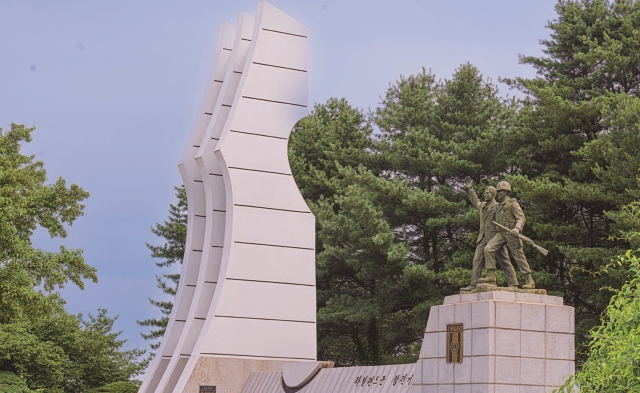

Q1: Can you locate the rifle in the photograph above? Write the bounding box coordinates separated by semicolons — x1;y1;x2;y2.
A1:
492;221;549;256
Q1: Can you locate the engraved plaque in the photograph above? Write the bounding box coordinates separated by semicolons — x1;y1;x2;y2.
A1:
446;323;463;363
200;386;216;393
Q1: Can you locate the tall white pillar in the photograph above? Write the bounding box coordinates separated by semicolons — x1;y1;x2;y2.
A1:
139;3;315;393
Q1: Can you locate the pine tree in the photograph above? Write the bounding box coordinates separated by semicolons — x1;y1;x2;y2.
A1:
370;64;520;355
312;167;412;366
290;98;398;365
137;186;187;350
289;97;376;201
503;0;640;358
373;64;518;282
289;67;518;365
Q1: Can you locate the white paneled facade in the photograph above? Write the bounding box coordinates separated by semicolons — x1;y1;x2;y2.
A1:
139;3;315;393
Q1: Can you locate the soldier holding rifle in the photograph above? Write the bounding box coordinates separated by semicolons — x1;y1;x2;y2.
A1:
483;181;536;289
461;178;519;292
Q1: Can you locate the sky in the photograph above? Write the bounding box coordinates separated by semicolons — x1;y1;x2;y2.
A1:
0;0;558;353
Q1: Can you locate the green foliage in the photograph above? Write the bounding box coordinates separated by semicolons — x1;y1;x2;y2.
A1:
502;0;640;358
373;64;516;277
146;0;640;369
313;167;412;366
290;98;392;365
0;311;146;392
87;381;139;393
0;124;95;324
0;371;33;393
138;186;187;349
289;65;518;365
0;124;146;392
289;98;375;201
557;202;640;393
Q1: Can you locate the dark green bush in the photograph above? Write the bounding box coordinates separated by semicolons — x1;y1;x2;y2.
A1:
86;381;139;393
0;371;33;393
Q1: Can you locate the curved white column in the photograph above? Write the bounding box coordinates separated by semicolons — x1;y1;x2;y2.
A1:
141;3;315;392
139;21;236;393
154;13;256;393
203;0;316;357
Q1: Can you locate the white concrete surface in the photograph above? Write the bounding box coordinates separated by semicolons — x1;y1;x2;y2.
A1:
140;3;315;392
282;361;326;388
156;10;256;393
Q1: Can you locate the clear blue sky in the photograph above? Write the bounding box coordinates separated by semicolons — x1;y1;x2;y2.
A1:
0;0;558;352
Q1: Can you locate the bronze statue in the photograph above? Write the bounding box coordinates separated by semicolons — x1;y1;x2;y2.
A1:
461;179;518;292
483;181;536;289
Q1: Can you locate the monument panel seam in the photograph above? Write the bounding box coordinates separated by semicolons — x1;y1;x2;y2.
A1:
225;277;315;286
234;204;311;214
241;95;307;107
252;61;307;72
214;315;315;324
227;166;292;176
230;129;289;140
234;241;314;250
262;27;307;38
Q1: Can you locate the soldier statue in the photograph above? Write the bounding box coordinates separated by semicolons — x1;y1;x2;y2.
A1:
461;179;519;292
483;181;536;289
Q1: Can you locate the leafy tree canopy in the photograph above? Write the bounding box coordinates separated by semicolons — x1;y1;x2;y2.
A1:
558;202;640;392
0;371;34;393
0;124;146;392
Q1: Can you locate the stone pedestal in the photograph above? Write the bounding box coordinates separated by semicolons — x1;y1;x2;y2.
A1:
411;291;575;393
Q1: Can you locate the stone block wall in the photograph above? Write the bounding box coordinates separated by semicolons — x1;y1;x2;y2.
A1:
411;291;575;393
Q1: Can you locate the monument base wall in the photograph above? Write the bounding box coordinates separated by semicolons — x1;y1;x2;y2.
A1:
181;356;286;393
411;291;575;393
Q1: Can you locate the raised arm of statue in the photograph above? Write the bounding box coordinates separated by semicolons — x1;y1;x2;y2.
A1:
465;177;481;210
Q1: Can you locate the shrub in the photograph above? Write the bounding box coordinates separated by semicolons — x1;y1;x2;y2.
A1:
0;371;33;393
86;381;139;393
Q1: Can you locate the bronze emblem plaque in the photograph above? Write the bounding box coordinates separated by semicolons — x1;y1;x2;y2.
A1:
446;323;463;363
199;387;216;393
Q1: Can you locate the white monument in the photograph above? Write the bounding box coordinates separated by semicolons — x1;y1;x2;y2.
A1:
140;3;576;393
139;3;316;392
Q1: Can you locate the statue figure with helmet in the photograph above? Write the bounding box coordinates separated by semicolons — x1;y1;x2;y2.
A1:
483;180;536;290
460;178;519;293
461;178;543;294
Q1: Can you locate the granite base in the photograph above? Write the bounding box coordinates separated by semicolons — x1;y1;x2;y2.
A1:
411;291;574;393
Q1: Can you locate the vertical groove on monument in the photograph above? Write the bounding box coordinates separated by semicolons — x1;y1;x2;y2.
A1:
139;21;237;393
141;2;316;393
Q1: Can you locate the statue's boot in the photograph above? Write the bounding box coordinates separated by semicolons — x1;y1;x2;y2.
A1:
506;274;519;289
522;274;535;289
461;283;477;292
504;268;519;288
477;270;497;285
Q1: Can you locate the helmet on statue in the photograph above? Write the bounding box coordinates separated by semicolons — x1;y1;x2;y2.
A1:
495;181;512;192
